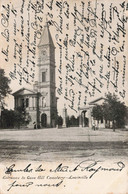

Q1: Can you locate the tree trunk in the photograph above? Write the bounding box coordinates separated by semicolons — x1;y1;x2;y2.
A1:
108;120;110;128
113;120;115;132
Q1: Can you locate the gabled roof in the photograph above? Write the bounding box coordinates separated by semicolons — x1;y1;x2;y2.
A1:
89;97;106;105
38;23;55;47
12;87;36;96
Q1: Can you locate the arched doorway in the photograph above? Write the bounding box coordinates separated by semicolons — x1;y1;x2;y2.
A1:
41;113;47;127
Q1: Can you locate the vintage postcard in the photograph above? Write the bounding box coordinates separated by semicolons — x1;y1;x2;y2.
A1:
0;0;128;193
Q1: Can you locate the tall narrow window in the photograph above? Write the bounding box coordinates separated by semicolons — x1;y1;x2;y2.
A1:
21;98;25;108
26;98;29;108
51;93;54;104
51;71;53;82
42;72;46;82
42;97;46;107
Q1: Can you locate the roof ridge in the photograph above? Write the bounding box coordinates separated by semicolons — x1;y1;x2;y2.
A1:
89;97;106;105
12;87;36;95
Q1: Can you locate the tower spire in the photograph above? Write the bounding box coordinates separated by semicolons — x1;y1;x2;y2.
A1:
38;20;55;47
45;15;48;25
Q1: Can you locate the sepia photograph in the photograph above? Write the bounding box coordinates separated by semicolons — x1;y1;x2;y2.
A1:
0;0;128;193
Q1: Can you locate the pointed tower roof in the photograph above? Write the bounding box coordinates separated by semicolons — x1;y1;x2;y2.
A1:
38;23;55;47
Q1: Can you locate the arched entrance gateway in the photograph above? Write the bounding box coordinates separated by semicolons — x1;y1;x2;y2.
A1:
41;113;47;127
79;108;92;128
79;97;106;129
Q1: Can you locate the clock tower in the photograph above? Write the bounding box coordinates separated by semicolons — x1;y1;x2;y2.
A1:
37;22;57;128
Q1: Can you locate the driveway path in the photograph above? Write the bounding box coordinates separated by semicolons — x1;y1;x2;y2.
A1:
0;127;128;162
